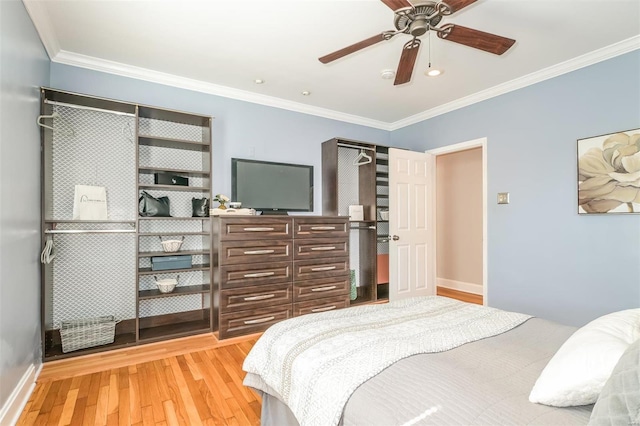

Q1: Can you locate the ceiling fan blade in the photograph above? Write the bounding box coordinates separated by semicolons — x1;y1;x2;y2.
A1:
443;0;478;13
394;38;421;85
381;0;413;11
319;33;388;64
436;24;515;55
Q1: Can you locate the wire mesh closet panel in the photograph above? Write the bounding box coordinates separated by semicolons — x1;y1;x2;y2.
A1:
42;102;137;356
48;105;136;221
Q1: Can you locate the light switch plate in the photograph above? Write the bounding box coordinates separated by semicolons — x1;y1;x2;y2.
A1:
497;192;510;204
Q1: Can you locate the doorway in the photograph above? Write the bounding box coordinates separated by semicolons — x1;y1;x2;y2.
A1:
427;138;487;305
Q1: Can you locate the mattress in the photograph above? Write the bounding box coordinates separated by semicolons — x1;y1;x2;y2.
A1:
255;318;594;425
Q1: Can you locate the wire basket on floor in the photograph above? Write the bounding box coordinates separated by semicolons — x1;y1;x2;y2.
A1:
60;315;116;353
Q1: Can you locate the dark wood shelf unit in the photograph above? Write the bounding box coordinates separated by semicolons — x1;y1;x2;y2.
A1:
138;284;210;300
43;87;137;116
40;89;214;362
138;250;209;258
138;184;209;192
138;319;211;342
138;166;211;177
138;106;210;127
139;231;210;237
323;138;393;305
138;135;210;152
44;219;137;224
138;216;210;221
138;264;210;275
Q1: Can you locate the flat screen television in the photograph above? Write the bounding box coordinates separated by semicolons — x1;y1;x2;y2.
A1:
231;158;314;214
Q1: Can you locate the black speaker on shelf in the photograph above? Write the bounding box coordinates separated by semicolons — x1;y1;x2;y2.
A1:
154;172;188;186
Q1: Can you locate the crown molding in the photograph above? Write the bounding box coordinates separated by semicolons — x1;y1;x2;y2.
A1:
22;0;59;59
389;35;640;130
51;50;391;131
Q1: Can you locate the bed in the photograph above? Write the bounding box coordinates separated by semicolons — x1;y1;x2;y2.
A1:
242;297;640;426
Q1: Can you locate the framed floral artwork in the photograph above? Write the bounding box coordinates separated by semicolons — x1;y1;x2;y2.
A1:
578;128;640;214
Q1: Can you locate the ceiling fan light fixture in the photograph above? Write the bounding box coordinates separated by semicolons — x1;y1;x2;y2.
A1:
381;69;396;79
426;68;442;77
254;79;265;84
301;91;311;96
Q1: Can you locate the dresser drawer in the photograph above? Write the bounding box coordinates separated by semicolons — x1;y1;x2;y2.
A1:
219;305;292;339
293;238;348;260
219;240;292;265
220;261;292;289
293;217;348;238
220;283;291;311
217;217;292;240
293;276;350;302
293;296;350;317
293;257;349;281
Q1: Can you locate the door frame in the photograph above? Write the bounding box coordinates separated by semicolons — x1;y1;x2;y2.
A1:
426;137;488;305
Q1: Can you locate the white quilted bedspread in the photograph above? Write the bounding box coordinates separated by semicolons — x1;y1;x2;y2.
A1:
242;296;531;426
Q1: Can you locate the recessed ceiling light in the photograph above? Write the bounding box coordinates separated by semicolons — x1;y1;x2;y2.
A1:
425;69;443;77
254;79;265;84
301;91;311;96
380;69;396;80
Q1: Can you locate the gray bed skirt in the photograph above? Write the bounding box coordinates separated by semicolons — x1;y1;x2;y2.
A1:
250;318;593;426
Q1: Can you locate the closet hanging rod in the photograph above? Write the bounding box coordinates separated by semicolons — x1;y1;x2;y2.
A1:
336;143;376;152
44;229;136;235
44;99;136;117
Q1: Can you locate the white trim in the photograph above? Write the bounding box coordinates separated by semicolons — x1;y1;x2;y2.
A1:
21;0;59;59
427;137;488;305
52;50;391;130
390;36;640;130
0;363;42;426
436;278;483;296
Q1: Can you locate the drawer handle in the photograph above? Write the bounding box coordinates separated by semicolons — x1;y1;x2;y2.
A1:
311;226;336;230
311;266;336;272
311;285;337;292
311;306;337;313
243;227;275;232
244;316;275;325
310;246;336;251
243;294;276;301
243;249;275;255
243;272;276;278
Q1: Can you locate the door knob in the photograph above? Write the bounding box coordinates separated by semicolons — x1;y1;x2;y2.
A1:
392;235;400;241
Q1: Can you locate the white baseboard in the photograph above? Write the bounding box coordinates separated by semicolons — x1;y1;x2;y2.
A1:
437;278;483;295
0;363;41;426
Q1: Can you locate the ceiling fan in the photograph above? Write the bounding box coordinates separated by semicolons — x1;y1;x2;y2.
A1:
319;0;516;85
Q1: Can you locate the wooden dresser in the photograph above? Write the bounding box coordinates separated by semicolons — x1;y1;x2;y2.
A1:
213;216;350;339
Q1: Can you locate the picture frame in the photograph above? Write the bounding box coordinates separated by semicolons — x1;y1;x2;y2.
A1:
577;127;640;214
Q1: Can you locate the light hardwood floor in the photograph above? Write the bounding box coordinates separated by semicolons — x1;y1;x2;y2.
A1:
17;334;261;426
18;291;480;425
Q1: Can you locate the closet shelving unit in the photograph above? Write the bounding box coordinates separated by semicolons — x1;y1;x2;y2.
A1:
40;89;139;359
322;137;389;305
375;146;390;300
39;88;213;360
136;105;213;343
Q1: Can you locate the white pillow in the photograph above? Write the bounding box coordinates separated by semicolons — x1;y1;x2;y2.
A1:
529;308;640;407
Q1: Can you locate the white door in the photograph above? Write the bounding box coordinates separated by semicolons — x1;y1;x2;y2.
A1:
388;148;433;300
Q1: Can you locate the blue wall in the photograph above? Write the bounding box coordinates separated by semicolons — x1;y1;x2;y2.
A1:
50;64;390;214
0;0;50;418
391;50;640;325
50;51;640;326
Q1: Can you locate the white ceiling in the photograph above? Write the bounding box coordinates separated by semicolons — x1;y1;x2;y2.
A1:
25;0;640;129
